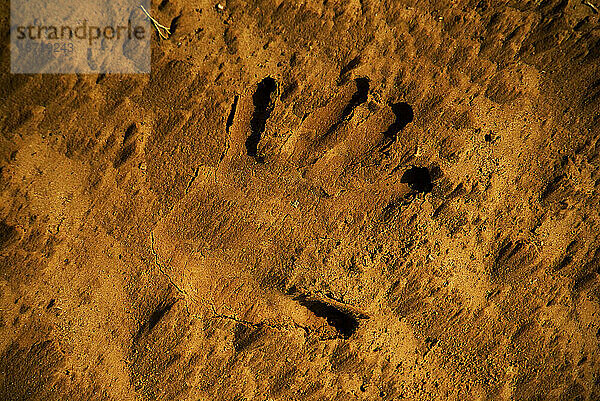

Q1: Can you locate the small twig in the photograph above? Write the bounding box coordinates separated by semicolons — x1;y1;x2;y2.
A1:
150;232;187;297
583;0;599;13
140;5;171;39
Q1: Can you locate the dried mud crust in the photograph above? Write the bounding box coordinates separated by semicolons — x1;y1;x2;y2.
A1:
1;0;600;400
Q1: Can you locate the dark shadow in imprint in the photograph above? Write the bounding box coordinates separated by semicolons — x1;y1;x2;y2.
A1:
233;323;264;352
319;78;369;145
148;300;176;331
133;299;178;343
246;77;277;160
341;77;369;121
113;143;136;168
123;123;137;142
170;14;181;35
384;102;413;139
158;0;169;10
226;95;238;134
293;294;360;339
401;166;432;193
338;56;361;84
0;221;17;250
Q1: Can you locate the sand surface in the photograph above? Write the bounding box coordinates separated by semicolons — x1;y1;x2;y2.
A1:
1;0;600;399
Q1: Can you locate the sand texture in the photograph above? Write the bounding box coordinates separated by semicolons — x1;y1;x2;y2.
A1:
1;0;600;399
